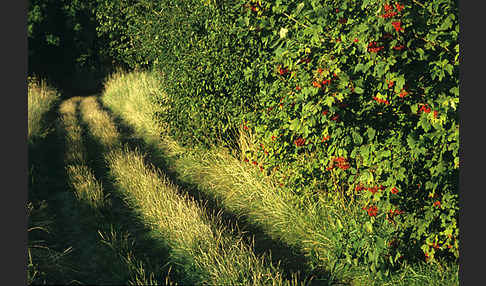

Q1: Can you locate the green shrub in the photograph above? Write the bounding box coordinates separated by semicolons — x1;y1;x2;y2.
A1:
238;0;459;270
28;0;110;88
96;0;270;148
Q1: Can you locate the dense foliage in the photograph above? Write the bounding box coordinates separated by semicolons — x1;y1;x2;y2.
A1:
95;0;266;148
33;0;459;277
242;0;459;271
28;0;110;92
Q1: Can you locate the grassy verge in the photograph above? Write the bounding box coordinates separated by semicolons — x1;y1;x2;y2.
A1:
100;70;459;286
78;95;305;285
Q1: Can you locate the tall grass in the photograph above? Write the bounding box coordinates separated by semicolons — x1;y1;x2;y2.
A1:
107;148;300;285
97;225;163;286
28;77;59;144
59;97;107;210
100;70;459;286
79;95;303;285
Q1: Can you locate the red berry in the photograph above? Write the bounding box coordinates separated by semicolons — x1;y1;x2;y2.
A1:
321;135;330;142
395;2;404;12
398;89;408;98
392;21;404;32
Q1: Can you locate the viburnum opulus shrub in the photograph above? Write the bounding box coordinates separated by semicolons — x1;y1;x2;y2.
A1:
236;0;459;269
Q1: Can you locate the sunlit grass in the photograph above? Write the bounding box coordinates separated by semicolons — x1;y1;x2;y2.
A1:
58;96;164;284
79;96;121;150
97;225;168;286
28;77;59;144
59;97;107;210
107;148;301;285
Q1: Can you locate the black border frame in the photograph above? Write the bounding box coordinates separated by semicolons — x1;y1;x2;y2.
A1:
3;0;28;285
4;0;470;284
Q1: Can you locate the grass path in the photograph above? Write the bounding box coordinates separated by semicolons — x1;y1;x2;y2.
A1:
54;96;172;284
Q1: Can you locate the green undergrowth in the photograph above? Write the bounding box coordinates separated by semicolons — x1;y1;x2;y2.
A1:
78;95;306;285
95;0;459;276
100;69;458;286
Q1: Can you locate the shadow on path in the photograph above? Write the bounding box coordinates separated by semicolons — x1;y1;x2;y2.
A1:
94;96;341;286
70;98;180;284
29;97;179;285
28;99;82;285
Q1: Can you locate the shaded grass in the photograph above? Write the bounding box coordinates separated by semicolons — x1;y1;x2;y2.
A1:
78;95;306;285
74;97;178;286
100;69;347;284
100;69;459;286
27;78;75;285
26;200;77;285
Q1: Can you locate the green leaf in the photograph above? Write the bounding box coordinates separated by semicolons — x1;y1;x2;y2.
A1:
352;131;363;145
396;75;406;90
289;118;300;131
407;134;416;149
354;86;364;94
420;116;431;132
446;64;454;76
295;2;305;15
411;104;418;114
364;221;373;233
416;48;425;60
366;128;376;141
